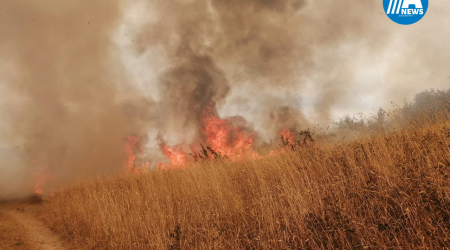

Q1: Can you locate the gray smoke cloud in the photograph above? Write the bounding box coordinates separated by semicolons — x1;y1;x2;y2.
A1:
128;0;396;141
1;0;449;198
0;0;148;198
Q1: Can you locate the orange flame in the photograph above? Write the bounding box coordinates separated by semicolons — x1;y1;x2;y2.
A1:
125;135;139;172
32;157;51;195
157;102;258;168
268;128;296;156
158;142;189;169
34;176;46;195
201;102;255;160
125;136;152;172
280;128;295;147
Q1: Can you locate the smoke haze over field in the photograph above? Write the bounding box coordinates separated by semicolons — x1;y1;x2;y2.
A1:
126;0;391;140
1;0;449;198
0;0;142;198
120;0;450;141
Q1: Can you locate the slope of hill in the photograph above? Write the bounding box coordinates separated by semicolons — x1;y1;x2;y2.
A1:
37;116;450;249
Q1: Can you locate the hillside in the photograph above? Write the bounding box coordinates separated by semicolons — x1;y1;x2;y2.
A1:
37;115;450;249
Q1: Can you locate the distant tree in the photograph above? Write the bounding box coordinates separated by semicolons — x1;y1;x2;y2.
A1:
334;88;450;132
334;115;365;131
401;88;450;123
376;108;387;125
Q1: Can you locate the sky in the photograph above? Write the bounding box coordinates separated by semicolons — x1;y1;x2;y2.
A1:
1;0;449;148
115;0;450;132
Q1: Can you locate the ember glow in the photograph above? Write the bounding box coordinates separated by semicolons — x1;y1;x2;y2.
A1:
268;128;296;156
280;128;296;148
125;136;139;172
34;177;45;195
32;158;51;195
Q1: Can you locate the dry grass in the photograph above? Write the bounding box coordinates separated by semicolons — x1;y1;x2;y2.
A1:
39;118;450;249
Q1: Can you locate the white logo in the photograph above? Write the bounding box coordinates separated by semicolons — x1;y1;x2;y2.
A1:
383;0;428;25
387;0;423;15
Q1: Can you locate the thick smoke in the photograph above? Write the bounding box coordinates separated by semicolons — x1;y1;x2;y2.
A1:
132;0;393;141
1;0;449;198
0;0;144;198
131;0;449;140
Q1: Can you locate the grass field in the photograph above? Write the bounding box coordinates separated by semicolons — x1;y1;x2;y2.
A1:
38;116;450;249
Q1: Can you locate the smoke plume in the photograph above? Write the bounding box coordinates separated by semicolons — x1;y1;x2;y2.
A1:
132;0;393;141
1;0;449;198
0;0;143;198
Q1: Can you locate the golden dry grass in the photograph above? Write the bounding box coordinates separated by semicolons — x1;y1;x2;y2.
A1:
39;118;450;249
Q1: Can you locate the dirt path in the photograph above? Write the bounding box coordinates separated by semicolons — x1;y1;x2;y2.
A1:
0;199;65;250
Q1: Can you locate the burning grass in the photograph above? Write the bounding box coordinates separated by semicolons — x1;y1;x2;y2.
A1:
156;101;258;169
38;116;450;249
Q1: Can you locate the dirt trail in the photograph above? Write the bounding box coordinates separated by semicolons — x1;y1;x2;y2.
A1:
0;198;65;250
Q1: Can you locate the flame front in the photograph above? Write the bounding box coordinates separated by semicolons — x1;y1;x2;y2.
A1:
201;102;254;159
157;102;257;168
280;128;295;147
158;142;189;169
125;136;139;172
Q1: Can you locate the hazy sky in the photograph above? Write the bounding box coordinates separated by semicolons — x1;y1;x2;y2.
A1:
1;0;449;148
116;0;450;131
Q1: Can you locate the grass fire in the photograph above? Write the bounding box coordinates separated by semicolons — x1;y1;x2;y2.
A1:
1;0;450;249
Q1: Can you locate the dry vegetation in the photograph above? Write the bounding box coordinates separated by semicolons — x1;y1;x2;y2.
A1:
37;108;450;249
